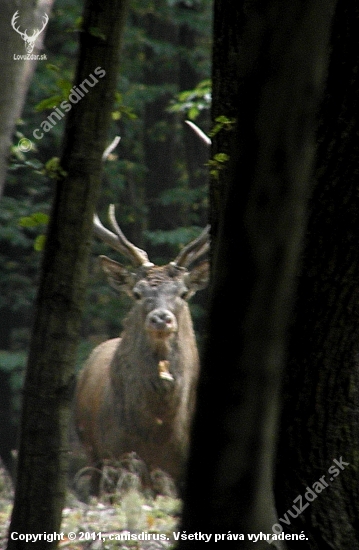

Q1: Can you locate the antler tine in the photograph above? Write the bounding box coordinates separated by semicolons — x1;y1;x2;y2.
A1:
108;205;153;267
93;209;152;268
173;225;210;268
93;213;128;255
93;138;153;267
93;209;153;268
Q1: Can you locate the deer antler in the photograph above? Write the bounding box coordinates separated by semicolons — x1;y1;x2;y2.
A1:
172;225;210;268
93;206;154;268
94;138;152;268
95;136;210;269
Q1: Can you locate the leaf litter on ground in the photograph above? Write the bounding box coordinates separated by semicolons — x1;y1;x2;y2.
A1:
0;464;181;550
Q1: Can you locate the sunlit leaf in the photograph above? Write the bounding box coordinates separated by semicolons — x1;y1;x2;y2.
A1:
34;234;47;252
19;212;49;228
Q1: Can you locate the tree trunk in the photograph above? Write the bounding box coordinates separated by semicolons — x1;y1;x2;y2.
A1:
276;2;359;548
0;0;54;198
6;1;128;548
178;1;336;548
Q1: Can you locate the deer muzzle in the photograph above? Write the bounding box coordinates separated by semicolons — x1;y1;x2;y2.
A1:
146;308;177;337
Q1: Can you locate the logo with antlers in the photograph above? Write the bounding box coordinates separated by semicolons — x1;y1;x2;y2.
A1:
11;11;49;54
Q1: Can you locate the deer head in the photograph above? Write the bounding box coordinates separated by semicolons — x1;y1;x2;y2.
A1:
93;205;210;307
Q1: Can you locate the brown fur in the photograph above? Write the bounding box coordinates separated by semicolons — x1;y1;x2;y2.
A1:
74;261;209;494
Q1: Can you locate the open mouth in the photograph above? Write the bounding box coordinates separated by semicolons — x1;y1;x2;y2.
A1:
147;327;176;339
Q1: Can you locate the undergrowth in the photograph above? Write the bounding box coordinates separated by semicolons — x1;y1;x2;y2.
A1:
0;463;181;549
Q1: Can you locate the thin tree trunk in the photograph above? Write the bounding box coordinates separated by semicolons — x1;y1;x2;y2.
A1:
6;1;129;548
276;2;359;548
0;0;54;198
178;1;336;547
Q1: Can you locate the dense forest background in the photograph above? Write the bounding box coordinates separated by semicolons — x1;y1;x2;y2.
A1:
0;0;212;473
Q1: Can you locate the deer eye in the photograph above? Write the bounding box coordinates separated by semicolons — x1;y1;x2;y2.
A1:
132;289;142;300
180;289;189;300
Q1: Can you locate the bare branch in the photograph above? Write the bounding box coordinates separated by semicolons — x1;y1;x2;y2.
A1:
102;136;121;161
185;120;211;146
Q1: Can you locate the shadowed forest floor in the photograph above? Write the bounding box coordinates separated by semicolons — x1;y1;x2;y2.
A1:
0;465;181;549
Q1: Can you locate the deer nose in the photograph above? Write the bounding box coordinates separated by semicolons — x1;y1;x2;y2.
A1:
146;309;177;334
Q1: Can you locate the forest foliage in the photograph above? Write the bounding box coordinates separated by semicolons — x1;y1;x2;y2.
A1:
0;0;212;447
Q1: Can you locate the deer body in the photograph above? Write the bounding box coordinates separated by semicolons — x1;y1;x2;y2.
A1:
74;209;209;493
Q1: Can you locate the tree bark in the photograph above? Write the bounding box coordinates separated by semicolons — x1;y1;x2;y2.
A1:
0;0;54;198
6;1;129;548
178;1;336;548
276;2;359;548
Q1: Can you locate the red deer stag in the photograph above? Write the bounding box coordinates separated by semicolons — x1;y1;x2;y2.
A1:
74;206;209;494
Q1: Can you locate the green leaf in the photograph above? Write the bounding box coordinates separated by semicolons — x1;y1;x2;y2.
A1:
187;106;199;120
88;27;106;40
55;78;73;96
19;212;49;228
73;17;83;32
34;234;47;252
42;157;67;180
45;64;61;73
208;152;230;180
35;95;64;112
213;152;230;163
168;79;212;119
210;116;236;137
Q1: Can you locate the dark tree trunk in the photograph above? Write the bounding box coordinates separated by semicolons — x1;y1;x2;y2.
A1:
0;369;17;477
6;1;129;548
276;2;359;548
178;1;336;548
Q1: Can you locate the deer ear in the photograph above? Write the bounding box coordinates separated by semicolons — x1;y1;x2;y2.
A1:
99;256;136;295
185;260;210;297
